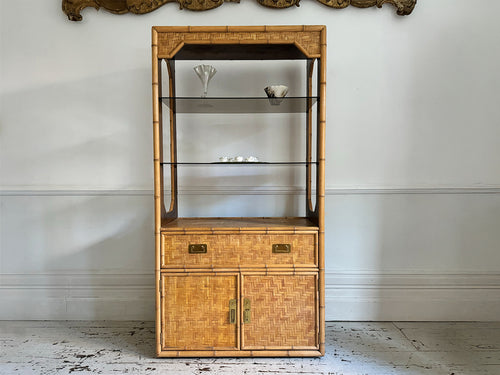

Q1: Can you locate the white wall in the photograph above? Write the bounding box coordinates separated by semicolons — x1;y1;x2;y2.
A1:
1;0;500;320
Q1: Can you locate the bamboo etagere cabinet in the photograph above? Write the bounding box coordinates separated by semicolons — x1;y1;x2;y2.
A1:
152;25;326;357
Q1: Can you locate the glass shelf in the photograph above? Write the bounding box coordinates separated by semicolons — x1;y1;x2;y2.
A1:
160;97;317;113
160;162;318;166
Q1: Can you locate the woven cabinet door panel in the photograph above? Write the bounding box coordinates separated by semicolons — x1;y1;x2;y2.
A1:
242;274;318;350
161;273;238;351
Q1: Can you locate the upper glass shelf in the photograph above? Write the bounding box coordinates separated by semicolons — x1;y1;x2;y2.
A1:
160;97;317;113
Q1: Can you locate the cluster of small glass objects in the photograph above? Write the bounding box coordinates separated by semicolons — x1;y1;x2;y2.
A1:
219;156;259;163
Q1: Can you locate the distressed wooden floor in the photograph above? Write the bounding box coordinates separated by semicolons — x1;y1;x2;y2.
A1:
1;321;499;374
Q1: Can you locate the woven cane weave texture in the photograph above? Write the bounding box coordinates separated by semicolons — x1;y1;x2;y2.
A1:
161;274;238;350
242;274;317;349
162;233;317;268
157;29;321;58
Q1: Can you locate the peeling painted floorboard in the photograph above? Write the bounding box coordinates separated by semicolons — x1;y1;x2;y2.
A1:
0;321;499;374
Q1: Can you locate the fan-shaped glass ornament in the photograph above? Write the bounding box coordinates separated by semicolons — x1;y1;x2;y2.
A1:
194;64;217;98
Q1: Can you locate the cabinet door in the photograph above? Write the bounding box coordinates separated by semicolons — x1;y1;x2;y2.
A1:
160;273;239;351
241;273;318;350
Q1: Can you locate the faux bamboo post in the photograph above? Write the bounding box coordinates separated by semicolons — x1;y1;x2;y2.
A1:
317;26;327;356
152;27;162;357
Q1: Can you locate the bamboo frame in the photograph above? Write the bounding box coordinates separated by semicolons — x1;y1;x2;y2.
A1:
152;25;326;358
152;28;162;357
318;26;327;355
157;349;323;358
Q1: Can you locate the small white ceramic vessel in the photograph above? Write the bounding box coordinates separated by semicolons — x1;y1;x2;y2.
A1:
245;156;259;162
234;156;244;162
219;156;230;162
264;85;289;98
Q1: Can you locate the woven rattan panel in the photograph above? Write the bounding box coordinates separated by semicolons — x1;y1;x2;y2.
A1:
161;233;317;268
156;27;322;59
161;273;238;350
242;274;317;349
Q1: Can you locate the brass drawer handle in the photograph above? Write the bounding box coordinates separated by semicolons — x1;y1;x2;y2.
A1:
229;299;237;324
188;244;207;254
272;243;291;253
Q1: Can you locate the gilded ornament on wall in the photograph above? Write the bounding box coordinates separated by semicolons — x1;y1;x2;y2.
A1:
62;0;416;21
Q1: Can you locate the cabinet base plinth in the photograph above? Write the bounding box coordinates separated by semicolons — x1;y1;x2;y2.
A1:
157;350;323;357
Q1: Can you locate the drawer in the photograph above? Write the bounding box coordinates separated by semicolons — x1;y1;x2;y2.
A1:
161;233;317;268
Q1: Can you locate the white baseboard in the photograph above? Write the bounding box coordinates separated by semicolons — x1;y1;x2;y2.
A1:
325;272;500;321
1;272;499;321
0;273;155;320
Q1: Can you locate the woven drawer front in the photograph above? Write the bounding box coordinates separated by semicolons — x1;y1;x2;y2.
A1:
161;233;316;268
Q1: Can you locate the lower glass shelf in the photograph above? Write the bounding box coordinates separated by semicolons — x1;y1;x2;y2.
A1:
160;162;318;166
160;97;318;113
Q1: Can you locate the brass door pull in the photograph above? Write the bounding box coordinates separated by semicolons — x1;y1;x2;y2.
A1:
229;299;237;324
243;298;251;323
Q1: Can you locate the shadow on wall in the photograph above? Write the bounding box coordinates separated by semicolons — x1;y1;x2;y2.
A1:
2;193;154;272
0;193;155;319
1;67;152;188
0;66;158;318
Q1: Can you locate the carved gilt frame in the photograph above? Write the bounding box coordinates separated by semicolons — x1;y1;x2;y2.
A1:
62;0;416;21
